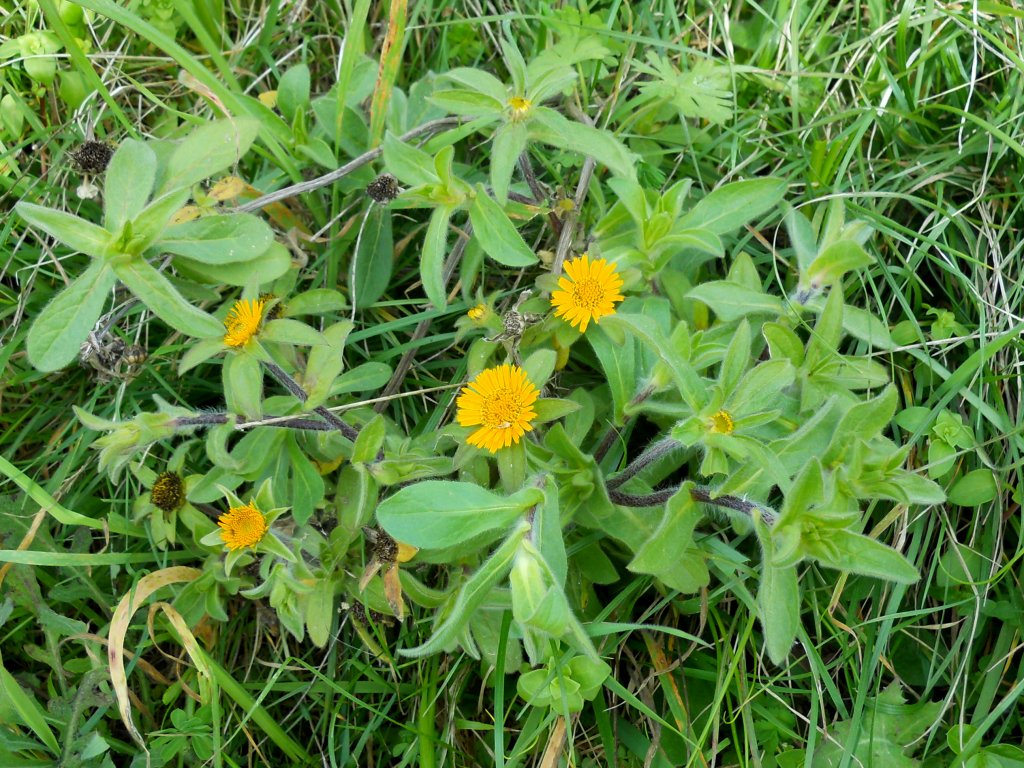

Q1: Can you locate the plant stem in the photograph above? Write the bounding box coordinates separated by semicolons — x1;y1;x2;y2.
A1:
262;361;362;443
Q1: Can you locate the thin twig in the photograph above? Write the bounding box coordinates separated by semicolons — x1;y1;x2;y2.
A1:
552;154;596;278
234;117;464;213
518;151;562;237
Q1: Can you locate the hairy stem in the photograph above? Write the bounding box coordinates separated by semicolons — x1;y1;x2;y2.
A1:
262;361;361;443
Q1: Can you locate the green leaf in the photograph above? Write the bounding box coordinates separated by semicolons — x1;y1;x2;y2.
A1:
805;239;874;287
277;63;310;123
763;321;805;365
468;189;538;266
429;89;505;117
678;178;786;236
686;280;785;321
719;318;751;394
784;204;818;272
421;206;452;308
122;191;192;262
587;324;637;423
529;107;637;179
732;360;796;416
400;522;528;658
352;415;386;463
260;318;325;346
835;385;898;445
490;122;528;205
158;214;274;264
304;578;334;648
174;240;292;286
627;488;709;593
533;398;582;424
350;205;394;309
839;304;895;350
223;352;263;418
805;529;919;583
104;138;157;231
305;321;354;409
282;288;347;316
757;562;800;665
376;481;542;549
811;683;942;768
156;117;260;195
112;260;223;338
26;260;116;372
948;469;998;507
15;202;112;258
382;131;439;187
329;362;392;396
441;67;509;103
0;653;59;753
287;437;323;526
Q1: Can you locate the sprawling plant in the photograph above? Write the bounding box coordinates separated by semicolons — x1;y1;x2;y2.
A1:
16;29;942;734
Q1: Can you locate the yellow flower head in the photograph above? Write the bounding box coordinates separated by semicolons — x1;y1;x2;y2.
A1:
708;410;735;434
223;298;266;348
217;502;269;550
150;471;185;512
467;304;486;321
508;96;533;121
550;254;625;333
456;364;540;453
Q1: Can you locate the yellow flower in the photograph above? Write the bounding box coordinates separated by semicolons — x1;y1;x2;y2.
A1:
508;96;532;121
223;298;266;348
456;365;539;453
217;502;269;550
467;304;486;321
708;410;735;434
550;254;625;333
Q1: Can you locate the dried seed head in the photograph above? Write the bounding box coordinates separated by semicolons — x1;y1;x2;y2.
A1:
122;345;147;366
502;310;527;338
370;528;399;564
150;472;185;512
69;141;114;174
347;601;392;626
366;173;401;203
259;293;285;321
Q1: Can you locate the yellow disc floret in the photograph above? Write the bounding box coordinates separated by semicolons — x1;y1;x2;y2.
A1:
708;410;735;434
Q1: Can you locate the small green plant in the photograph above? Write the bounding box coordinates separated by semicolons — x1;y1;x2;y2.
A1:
8;7;983;763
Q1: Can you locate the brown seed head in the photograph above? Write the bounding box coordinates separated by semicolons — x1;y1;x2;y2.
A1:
69;141;114;174
366;173;401;203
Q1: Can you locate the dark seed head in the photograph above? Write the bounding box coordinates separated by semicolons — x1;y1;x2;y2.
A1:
122;344;147;366
150;472;185;512
366;173;401;204
259;293;285;321
68;141;114;174
370;527;398;564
